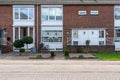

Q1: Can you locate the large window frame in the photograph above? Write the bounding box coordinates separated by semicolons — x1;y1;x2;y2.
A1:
41;30;63;43
41;7;63;21
13;7;34;20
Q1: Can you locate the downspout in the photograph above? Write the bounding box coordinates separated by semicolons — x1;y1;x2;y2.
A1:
36;4;39;52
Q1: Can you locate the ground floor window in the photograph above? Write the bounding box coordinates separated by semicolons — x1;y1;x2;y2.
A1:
115;29;120;42
14;27;34;40
42;30;62;42
0;29;5;45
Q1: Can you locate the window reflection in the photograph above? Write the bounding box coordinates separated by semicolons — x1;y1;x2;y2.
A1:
41;7;62;21
14;8;34;20
42;31;62;42
115;8;120;20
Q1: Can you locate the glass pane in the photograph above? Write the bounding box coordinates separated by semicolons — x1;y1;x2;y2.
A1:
115;29;120;37
20;8;28;19
73;30;78;38
56;8;62;20
0;30;4;38
49;8;55;20
99;30;104;38
30;28;33;37
15;28;19;40
14;8;19;19
115;8;120;20
42;30;62;42
29;8;34;20
41;8;49;20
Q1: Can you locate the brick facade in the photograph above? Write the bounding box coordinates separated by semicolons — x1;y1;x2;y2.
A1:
63;5;114;46
0;5;13;52
35;5;41;52
0;5;116;52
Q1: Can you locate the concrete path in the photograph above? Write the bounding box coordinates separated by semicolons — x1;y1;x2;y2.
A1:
0;60;120;80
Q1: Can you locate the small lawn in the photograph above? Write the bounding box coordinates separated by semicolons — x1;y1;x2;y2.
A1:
93;52;120;60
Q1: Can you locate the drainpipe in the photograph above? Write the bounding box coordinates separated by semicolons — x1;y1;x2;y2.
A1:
36;4;39;52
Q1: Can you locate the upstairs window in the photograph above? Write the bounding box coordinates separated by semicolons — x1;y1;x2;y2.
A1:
115;8;120;20
41;8;62;21
14;8;34;20
90;10;99;15
78;11;87;15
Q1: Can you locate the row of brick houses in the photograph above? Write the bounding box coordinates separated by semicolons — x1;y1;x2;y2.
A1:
0;0;120;52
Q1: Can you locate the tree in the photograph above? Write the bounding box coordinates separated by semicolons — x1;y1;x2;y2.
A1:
13;39;24;48
13;39;24;55
22;36;33;52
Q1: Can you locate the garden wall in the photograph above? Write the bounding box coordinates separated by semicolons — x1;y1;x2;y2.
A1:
67;45;115;53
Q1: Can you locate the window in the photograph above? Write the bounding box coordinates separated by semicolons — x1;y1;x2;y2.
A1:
73;30;78;38
78;11;87;15
0;30;5;45
41;8;62;21
73;41;78;45
14;8;34;20
42;31;62;42
115;29;120;37
115;29;120;42
99;30;104;38
90;10;99;15
115;8;120;20
99;41;104;45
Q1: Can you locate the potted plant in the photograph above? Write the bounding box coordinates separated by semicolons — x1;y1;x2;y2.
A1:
86;40;90;45
22;36;33;52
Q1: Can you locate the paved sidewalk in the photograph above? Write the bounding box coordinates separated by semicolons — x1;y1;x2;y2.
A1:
0;52;96;60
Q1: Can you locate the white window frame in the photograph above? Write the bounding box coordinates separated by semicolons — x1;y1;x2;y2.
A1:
90;10;99;15
13;5;34;20
78;11;87;15
41;6;63;21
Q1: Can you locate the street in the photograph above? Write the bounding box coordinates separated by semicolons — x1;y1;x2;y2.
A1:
0;60;120;80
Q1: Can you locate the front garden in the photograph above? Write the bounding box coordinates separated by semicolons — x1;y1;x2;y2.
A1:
93;52;120;60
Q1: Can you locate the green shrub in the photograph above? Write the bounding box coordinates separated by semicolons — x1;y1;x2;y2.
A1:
22;36;33;52
13;39;24;48
36;55;43;59
50;51;55;58
86;40;90;45
19;48;25;53
64;49;70;57
78;55;85;59
76;47;82;53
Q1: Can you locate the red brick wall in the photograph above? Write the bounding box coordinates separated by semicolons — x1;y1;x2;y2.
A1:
35;5;41;52
0;5;13;52
63;5;114;45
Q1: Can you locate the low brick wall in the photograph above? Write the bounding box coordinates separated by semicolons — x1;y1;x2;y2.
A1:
0;45;9;53
67;45;115;53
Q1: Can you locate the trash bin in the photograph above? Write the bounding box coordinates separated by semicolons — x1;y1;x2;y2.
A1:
31;47;36;53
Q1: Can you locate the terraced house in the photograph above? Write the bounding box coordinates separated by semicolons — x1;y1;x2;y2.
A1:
0;0;120;52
